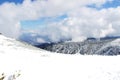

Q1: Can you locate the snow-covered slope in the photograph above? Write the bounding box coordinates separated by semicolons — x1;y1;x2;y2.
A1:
38;39;120;55
1;35;120;80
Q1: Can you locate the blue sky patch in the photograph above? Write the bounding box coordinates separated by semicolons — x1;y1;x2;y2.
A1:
0;0;23;5
102;0;120;8
21;14;68;30
87;0;120;9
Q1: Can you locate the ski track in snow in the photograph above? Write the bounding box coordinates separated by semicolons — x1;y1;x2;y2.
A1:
0;35;120;80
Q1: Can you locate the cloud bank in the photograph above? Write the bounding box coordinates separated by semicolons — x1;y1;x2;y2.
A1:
0;0;120;43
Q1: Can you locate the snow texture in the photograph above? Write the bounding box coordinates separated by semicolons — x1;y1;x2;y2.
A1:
1;35;120;80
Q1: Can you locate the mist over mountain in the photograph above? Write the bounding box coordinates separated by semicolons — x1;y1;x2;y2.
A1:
18;33;120;55
19;32;72;45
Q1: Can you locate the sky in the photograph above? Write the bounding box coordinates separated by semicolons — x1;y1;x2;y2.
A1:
0;0;23;4
0;0;120;43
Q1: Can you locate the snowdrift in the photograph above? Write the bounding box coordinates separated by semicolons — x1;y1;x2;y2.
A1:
0;35;120;80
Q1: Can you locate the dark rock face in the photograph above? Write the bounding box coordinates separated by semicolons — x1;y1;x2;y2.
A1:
35;39;120;55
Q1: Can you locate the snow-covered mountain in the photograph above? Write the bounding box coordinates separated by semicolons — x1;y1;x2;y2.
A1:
37;39;120;55
1;34;120;80
0;34;51;80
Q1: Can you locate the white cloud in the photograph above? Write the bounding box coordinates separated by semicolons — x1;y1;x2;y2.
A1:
37;38;46;43
100;24;115;37
33;6;120;42
0;0;120;42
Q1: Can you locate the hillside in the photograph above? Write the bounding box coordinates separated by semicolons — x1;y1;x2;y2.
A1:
37;39;120;55
1;35;120;80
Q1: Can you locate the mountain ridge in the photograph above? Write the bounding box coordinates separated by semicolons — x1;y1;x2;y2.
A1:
36;38;120;55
